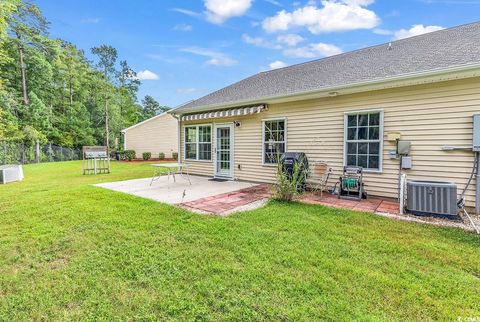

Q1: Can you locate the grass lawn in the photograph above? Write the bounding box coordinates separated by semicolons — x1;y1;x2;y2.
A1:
0;161;479;320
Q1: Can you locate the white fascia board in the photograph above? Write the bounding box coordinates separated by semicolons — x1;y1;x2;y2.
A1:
170;63;480;115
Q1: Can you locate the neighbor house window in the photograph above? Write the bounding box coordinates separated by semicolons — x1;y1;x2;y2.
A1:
345;111;383;171
185;125;212;161
263;119;286;164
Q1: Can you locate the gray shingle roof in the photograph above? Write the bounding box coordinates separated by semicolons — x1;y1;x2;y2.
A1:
174;22;480;114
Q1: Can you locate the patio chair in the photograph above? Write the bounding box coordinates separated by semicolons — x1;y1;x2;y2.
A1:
309;161;332;198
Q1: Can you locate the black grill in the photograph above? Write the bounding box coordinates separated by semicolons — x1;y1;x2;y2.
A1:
280;152;309;191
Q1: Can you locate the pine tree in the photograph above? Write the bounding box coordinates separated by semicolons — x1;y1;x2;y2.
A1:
0;0;149;148
141;95;170;120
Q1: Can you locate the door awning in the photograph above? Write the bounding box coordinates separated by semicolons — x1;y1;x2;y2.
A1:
181;104;266;122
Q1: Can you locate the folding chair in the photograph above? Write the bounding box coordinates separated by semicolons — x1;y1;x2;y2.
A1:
309;161;332;198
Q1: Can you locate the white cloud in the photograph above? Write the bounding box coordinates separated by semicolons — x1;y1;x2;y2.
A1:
207;57;238;66
269;60;288;69
171;8;202;18
263;10;291;32
242;33;305;49
283;42;343;58
173;23;193;31
242;34;282;49
177;88;199;94
343;0;375;5
81;17;100;24
393;24;444;40
264;0;283;6
181;47;238;66
373;28;393;36
277;33;305;46
262;1;379;34
204;0;253;24
242;32;340;61
136;70;159;80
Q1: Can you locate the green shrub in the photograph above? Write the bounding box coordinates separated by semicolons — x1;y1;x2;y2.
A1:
109;149;118;159
273;157;308;202
158;152;165;160
124;150;136;161
142;152;151;161
172;152;178;160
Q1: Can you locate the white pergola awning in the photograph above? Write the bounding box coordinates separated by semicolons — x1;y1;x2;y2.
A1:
181;105;266;122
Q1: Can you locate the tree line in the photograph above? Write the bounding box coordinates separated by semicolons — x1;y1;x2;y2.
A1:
0;0;169;149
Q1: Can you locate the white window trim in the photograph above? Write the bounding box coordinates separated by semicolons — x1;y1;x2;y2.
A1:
343;109;384;173
262;117;288;166
184;124;212;162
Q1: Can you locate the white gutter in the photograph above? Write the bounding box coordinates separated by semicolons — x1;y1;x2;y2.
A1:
171;63;480;115
167;100;195;115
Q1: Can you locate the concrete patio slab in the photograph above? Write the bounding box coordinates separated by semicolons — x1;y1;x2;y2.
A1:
95;175;259;205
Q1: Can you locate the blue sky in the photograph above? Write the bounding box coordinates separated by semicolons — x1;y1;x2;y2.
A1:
35;0;479;107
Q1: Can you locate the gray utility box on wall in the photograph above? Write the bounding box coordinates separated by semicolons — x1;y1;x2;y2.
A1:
406;180;458;217
401;156;412;169
473;114;480;151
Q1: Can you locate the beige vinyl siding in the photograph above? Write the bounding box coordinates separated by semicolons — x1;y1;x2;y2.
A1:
125;113;178;159
181;77;480;207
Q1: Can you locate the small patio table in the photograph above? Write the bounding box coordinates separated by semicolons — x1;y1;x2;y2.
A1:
150;163;191;186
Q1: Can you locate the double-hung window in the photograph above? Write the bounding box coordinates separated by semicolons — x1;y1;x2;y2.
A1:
263;119;286;164
185;125;212;161
345;111;383;171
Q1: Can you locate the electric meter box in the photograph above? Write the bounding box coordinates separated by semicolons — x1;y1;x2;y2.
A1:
401;156;412;169
397;140;411;155
473;114;480;152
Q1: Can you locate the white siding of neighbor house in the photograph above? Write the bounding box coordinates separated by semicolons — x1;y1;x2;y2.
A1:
180;78;480;207
124;113;178;159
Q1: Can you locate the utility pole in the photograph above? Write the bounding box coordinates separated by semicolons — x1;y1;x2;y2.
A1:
105;98;109;153
69;74;73;114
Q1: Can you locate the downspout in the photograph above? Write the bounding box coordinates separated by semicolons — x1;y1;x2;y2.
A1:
171;113;181;161
121;130;126;150
476;152;480;214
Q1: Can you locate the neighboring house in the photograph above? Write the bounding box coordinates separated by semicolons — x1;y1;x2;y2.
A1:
169;22;480;205
121;112;178;159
